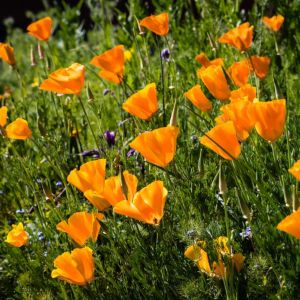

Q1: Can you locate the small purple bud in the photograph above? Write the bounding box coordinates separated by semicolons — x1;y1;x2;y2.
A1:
161;48;170;60
80;149;100;157
28;206;35;214
55;181;63;188
104;130;116;147
127;149;136;157
103;88;111;96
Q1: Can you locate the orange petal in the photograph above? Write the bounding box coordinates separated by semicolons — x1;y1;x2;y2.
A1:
27;17;52;41
5;118;32;140
230;84;256;102
231;253;245;272
277;208;300;239
0;106;8;127
123;83;158;120
248;56;271;79
129;126;179;168
228;60;250;87
140;13;169;36
288;160;300;181
84;190;111;211
113;200;146;222
200;121;241;160
0;43;16;65
262;15;284;32
184;85;212;112
5;222;29;247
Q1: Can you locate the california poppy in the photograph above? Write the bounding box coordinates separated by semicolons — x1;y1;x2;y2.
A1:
90;45;125;84
219;22;254;51
218;100;254;141
140;13;169;36
230;84;256;102
262;15;284;32
228;60;250;87
200;121;241;160
51;247;94;285
40;63;85;95
129;125;179;168
184;85;212;112
198;65;231;100
214;236;230;256
27;17;53;41
185;244;212;274
0;106;32;140
277;208;300;239
231;253;246;273
288;160;300;181
67;159;110;210
122;83;158;120
251;99;286;142
5;223;29;247
195;52;223;68
56;212;104;246
113;180;168;225
0;43;16;66
248;56;271;80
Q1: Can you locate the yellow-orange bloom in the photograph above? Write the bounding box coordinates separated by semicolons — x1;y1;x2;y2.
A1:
140;13;169;36
122;83;158;120
251;99;286;142
198;65;231;100
219;100;254;141
184;85;212;112
0;106;32;140
90;45;125;84
56;212;104;246
27;17;53;41
40;63;85;95
195;52;223;68
200;121;241;160
129;125;179;168
5;223;29;247
262;15;284;32
218;22;254;51
232;253;245;273
228;60;250;87
277;208;300;239
248;56;271;80
289;160;300;181
67;159;109;210
0;43;16;65
113;180;168;225
51;247;94;285
214;236;230;256
230;84;256;102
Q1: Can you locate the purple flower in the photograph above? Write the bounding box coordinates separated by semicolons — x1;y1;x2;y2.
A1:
127;149;136;157
161;48;170;60
104;130;116;147
80;149;100;158
239;226;252;239
55;181;63;188
103;88;111;96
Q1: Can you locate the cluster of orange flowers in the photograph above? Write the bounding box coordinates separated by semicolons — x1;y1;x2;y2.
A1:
3;11;299;287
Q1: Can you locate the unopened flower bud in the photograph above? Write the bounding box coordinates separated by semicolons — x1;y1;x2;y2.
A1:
30;45;36;66
38;42;44;60
169;100;177;126
86;84;94;102
218;162;228;195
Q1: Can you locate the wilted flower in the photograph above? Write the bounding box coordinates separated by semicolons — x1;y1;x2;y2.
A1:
140;13;169;36
51;247;94;285
5;223;29;247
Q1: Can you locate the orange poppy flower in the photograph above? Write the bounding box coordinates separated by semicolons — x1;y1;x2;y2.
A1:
200;121;241;160
289;160;300;181
113;180;168;225
230;84;256;102
184;85;212;112
195;52;223;68
228;60;250;87
185;244;212;274
27;17;53;41
262;15;284;32
5;222;29;247
139;13;169;36
214;236;230;256
90;45;125;84
219;100;254;141
51;247;94;285
277;208;300;239
231;253;245;273
56;212;104;246
122;83;158;120
251;99;286;142
218;22;254;51
67;159;110;210
129;125;179;168
248;56;271;80
0;43;16;65
0;106;32;140
198;65;231;100
40;63;85;95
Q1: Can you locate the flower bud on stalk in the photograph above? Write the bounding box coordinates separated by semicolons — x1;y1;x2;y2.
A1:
30;45;36;66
